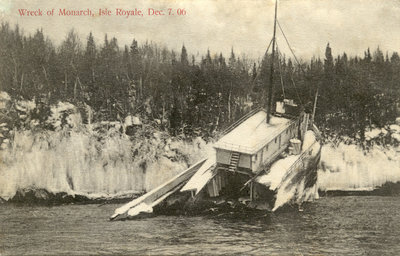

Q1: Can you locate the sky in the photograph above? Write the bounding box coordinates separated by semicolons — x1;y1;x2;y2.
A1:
0;0;399;61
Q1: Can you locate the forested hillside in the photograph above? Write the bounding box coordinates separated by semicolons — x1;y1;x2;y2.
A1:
1;23;399;142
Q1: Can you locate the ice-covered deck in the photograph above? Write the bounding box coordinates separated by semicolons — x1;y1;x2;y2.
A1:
214;110;293;155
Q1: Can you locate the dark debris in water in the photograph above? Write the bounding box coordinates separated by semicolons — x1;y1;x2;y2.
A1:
319;181;400;197
151;198;272;221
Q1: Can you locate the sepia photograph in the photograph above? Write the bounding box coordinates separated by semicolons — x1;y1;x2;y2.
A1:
0;0;399;255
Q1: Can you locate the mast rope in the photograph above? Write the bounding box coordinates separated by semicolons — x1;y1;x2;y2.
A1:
277;20;305;74
276;41;303;105
250;38;274;85
276;44;286;99
264;38;274;60
276;20;304;105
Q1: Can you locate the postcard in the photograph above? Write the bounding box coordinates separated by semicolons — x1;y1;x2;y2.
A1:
1;0;399;255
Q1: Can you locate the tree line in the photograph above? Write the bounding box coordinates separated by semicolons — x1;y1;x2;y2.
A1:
0;22;399;141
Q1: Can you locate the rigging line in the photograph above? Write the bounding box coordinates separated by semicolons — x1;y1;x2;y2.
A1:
290;74;303;105
264;37;274;59
250;38;274;85
288;67;302;105
276;41;303;105
275;44;286;99
266;0;278;123
277;19;306;75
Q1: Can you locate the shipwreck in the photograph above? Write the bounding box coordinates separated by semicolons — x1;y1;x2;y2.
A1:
110;0;322;221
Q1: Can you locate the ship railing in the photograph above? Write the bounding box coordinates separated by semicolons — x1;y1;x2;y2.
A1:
276;140;319;190
214;141;254;154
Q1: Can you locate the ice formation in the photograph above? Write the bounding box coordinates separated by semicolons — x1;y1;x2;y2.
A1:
256;130;321;211
1;91;399;205
318;143;400;191
0;98;210;200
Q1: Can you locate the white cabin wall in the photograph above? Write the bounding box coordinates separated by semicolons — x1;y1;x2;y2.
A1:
255;122;299;171
251;150;262;171
265;136;280;162
216;119;300;172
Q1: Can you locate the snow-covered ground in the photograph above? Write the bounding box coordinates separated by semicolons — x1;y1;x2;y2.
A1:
318;121;400;191
1;90;400;203
0;127;210;200
0;92;211;201
318;143;400;191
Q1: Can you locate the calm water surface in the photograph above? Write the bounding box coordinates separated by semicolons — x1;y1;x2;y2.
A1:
1;196;400;255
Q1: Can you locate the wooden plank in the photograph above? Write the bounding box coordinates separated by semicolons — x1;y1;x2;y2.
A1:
110;158;207;220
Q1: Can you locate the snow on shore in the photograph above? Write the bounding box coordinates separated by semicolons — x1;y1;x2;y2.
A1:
0;128;210;200
0;94;211;201
1;90;399;203
319;143;400;191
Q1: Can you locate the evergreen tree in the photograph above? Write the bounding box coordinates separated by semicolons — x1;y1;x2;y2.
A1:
180;44;189;66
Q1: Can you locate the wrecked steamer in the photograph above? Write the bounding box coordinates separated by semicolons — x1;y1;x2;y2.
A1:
110;105;322;220
110;0;322;221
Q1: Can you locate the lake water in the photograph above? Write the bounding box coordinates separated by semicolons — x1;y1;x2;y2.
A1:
1;196;400;255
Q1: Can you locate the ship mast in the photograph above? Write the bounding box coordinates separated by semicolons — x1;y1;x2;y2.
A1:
266;0;278;123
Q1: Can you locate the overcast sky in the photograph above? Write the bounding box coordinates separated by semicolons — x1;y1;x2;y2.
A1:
1;0;399;61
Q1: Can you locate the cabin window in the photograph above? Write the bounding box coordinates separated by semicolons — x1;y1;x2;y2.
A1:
265;144;268;151
274;138;277;143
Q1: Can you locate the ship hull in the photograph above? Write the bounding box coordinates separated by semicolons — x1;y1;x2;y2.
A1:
110;119;322;220
151;143;321;217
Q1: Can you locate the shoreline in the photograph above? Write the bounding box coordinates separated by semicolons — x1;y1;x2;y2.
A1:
2;181;400;207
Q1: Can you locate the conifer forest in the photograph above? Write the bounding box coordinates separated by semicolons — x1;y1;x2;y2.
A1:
1;23;399;143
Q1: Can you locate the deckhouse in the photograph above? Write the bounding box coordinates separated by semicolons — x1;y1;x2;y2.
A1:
214;108;308;174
